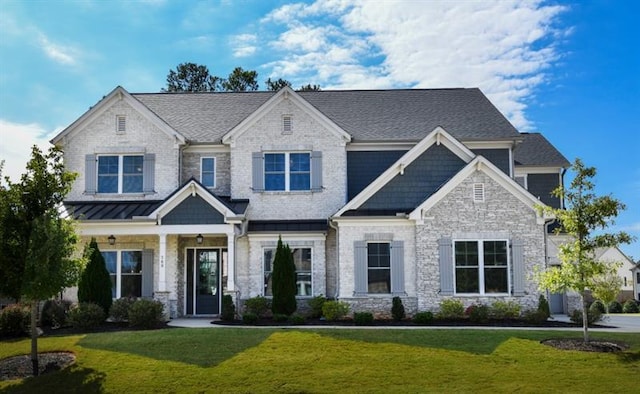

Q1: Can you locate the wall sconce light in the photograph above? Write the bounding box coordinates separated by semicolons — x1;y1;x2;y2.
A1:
196;234;203;244
108;235;116;245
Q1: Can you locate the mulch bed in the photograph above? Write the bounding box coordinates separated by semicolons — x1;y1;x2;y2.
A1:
0;352;76;381
541;338;629;352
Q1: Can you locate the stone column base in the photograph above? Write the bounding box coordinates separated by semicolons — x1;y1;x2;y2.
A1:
154;291;171;321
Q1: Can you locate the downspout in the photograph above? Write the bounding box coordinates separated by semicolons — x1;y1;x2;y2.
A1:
329;218;340;300
232;219;249;315
178;140;191;185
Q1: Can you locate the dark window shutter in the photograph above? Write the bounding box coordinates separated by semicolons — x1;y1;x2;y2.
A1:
143;153;155;193
252;152;264;191
512;239;525;296
85;154;96;194
390;240;405;295
354;241;368;296
311;151;323;192
142;249;154;298
438;238;454;295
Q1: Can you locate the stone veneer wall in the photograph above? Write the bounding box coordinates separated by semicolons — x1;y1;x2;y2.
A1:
181;151;231;195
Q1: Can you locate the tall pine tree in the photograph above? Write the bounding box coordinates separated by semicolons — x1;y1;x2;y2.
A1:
271;237;297;315
78;238;113;315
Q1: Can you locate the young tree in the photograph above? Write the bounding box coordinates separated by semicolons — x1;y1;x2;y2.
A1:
78;238;113;315
591;265;623;313
271;237;297;315
163;62;222;92
536;159;632;342
0;146;82;375
222;67;259;92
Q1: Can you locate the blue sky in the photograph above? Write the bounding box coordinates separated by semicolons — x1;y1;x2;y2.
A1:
1;0;638;258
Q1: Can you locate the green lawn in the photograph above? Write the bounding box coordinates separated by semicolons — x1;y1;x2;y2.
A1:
1;328;639;393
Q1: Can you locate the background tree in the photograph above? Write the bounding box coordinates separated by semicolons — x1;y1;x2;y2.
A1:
536;158;632;342
163;62;222;92
590;265;623;313
222;67;259;92
271;237;297;315
0;146;82;375
78;238;113;315
298;84;321;91
265;78;291;91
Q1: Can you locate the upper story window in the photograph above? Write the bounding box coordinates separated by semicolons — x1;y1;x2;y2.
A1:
97;155;143;193
264;152;310;191
201;157;216;188
454;240;509;294
116;115;126;134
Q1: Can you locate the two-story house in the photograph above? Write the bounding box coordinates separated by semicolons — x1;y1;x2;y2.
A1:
52;86;570;318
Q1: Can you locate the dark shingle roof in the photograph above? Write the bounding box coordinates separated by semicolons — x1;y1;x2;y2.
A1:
513;133;570;167
248;220;328;233
132;88;520;143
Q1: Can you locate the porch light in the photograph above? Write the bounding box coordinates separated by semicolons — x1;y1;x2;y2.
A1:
196;234;203;244
108;235;116;245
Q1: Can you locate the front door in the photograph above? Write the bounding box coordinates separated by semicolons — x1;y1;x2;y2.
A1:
186;249;220;315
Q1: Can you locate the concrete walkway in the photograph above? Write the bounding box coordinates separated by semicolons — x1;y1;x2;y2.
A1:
168;314;640;333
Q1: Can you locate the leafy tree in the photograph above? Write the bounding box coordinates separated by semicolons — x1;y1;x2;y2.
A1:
0;146;82;375
78;238;113;315
298;84;321;91
271;237;297;315
536;159;633;342
590;264;623;313
163;62;222;92
265;78;292;91
222;67;259;92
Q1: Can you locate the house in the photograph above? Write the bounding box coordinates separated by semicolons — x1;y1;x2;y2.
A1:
52;86;571;318
594;247;638;302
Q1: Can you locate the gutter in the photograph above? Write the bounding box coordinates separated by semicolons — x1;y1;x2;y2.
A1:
329;218;340;300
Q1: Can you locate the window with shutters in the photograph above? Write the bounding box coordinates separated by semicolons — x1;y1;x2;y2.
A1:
454;240;509;294
102;250;142;298
116;115;126;134
367;243;391;293
264;152;310;191
201;157;216;188
97;155;144;193
263;247;312;297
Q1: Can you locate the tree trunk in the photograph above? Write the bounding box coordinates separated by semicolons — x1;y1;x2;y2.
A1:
30;300;39;376
581;293;590;343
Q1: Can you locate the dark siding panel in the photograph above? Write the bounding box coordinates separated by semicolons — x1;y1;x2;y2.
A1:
162;195;225;224
472;149;510;175
359;144;465;212
528;173;561;208
347;150;407;200
141;249;154;298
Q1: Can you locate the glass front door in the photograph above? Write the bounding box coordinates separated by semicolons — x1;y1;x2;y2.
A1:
186;249;219;315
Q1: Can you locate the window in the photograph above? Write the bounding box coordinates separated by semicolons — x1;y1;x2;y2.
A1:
264;247;312;297
454;240;508;294
367;243;390;293
97;155;143;193
264;152;310;191
102;250;142;298
116;115;126;133
201;157;216;188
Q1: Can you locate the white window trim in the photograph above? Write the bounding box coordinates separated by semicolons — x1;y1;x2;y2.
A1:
103;249;142;299
366;241;392;295
200;157;216;188
262;246;314;298
264;152;311;192
97;154;143;194
453;239;510;296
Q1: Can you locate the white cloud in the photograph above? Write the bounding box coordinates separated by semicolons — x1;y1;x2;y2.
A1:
260;0;567;131
0;120;58;183
230;34;258;57
37;32;80;66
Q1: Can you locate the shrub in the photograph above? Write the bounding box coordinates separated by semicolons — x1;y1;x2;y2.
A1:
537;295;550;319
570;308;603;326
242;312;258;325
128;299;164;329
0;304;30;337
354;312;374;326
322;300;350;321
622;300;639;313
78;238;113;315
288;314;306;325
391;297;405;321
589;300;606;314
68;302;105;330
41;299;72;328
522;309;548;325
465;304;489;323
608;300;623;313
413;311;434;325
221;295;235;321
109;297;136;322
489;300;521;319
271;237;297;316
437;299;464;319
273;313;288;322
244;296;270;317
307;295;326;319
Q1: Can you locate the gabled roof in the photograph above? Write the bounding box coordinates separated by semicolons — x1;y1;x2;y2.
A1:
514;133;570;167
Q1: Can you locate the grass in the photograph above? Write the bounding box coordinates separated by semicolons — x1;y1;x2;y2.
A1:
1;328;639;393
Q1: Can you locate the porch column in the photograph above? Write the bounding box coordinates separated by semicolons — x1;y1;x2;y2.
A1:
227;232;235;291
159;233;167;292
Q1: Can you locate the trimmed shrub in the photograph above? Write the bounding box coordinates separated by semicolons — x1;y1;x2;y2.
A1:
244;296;270;317
413;311;434;325
271;237;297;316
273;313;288;322
307;295;326;319
322;300;350;321
68;302;105;330
589;300;606;314
41;299;72;328
288;314;306;325
570;308;603;326
242;312;258;325
128;299;164;329
437;299;464;319
465;304;489;323
354;312;374;326
489;300;521;319
622;300;639;313
0;304;30;337
522;309;548;325
109;297;136;322
391;297;405;321
221;294;235;321
537;295;551;319
608;300;623;313
78;238;113;315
